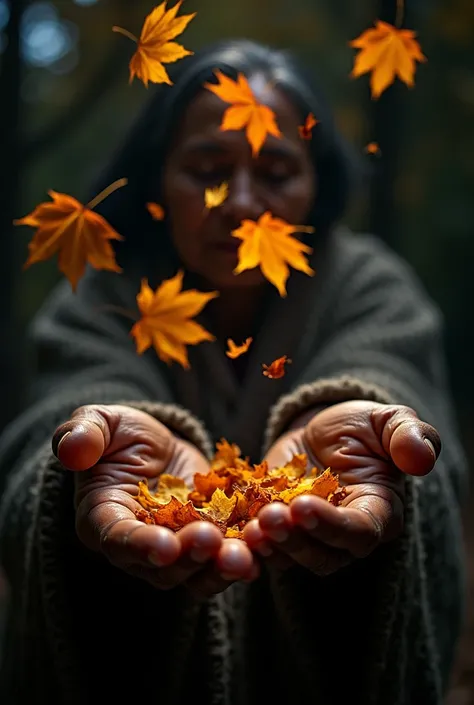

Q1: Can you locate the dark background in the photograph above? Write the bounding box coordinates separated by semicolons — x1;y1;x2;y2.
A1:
0;0;473;699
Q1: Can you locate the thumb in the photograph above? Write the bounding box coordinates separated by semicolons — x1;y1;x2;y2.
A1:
52;405;112;471
380;407;442;476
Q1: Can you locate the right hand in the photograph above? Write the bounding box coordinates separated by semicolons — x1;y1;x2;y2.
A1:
52;404;258;597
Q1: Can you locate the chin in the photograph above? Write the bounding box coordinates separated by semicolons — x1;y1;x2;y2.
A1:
203;266;265;291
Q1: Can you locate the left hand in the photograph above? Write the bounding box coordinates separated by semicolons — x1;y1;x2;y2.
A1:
243;400;441;576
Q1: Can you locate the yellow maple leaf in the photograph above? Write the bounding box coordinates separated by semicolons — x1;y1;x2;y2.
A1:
204;182;229;210
14;178;127;291
130;270;219;369
349;20;426;99
147;202;165;220
226;337;252;359
232;211;315;297
112;1;196;87
203;70;282;156
199;488;237;524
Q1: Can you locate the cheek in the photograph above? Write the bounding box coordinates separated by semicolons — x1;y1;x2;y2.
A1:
163;175;206;263
273;173;317;223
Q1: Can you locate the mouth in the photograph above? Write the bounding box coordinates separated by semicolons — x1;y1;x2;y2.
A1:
210;239;240;253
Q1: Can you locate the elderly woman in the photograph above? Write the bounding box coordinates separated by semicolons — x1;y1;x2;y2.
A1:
0;39;467;705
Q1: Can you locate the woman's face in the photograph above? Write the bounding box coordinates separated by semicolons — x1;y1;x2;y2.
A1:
162;73;316;290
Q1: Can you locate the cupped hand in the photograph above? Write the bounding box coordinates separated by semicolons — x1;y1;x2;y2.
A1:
53;404;257;597
244;400;441;576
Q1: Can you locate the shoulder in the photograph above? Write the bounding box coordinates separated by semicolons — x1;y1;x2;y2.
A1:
326;227;439;306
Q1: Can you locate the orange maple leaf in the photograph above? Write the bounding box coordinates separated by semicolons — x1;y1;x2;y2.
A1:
298;112;319;140
349;20;426;99
204;182;229;209
226;337;252;359
262;355;292;379
232;211;315;297
14;178;127;291
365;141;381;156
130;271;219;369
147;202;165;220
203;70;282;156
112;1;196;87
135;445;347;535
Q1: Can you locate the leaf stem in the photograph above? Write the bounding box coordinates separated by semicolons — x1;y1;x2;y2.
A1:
395;0;404;28
86;178;128;211
112;26;139;43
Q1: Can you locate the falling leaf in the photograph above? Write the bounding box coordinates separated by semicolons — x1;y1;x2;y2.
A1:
365;141;381;156
298;112;319;140
204;70;282;156
226;337;252;359
112;1;196;87
204;182;229;209
130;271;219;369
14;178;127;291
232;211;315;297
262;355;291;379
147;202;165;220
349;20;427;99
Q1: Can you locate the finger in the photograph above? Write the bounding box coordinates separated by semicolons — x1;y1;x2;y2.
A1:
290;490;403;556
380;407;441;476
149;522;224;590
185;539;258;599
243;519;294;572
52;406;112;471
258;500;352;574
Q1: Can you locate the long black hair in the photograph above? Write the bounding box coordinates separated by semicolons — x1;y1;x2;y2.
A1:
90;38;359;266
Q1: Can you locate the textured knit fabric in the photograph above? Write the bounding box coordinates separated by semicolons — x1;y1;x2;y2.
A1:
0;227;468;705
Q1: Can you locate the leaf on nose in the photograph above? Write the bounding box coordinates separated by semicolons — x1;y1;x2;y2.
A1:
204;182;229;209
231;211;315;296
203;70;282;157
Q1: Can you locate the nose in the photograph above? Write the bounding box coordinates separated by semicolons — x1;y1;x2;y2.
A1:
220;168;262;224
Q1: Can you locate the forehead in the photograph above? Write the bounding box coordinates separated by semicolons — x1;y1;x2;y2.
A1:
173;77;305;149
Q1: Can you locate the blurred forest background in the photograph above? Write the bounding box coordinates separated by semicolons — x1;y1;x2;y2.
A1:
0;0;473;701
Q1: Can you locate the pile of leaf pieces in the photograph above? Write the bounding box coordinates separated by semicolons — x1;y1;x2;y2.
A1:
135;439;347;538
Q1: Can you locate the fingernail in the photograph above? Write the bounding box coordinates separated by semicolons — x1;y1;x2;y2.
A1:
148;552;166;567
190;547;213;563
265;528;289;543
423;437;437;460
53;431;71;456
299;513;318;530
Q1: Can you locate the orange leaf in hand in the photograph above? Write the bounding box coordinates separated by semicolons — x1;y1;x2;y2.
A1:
298;112;319;140
130;271;218;369
232;211;315;296
349;20;426;99
226;337;252;359
204;182;229;209
14;178;127;291
112;1;196;87
147;202;165;220
262;355;291;379
204;71;282;156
